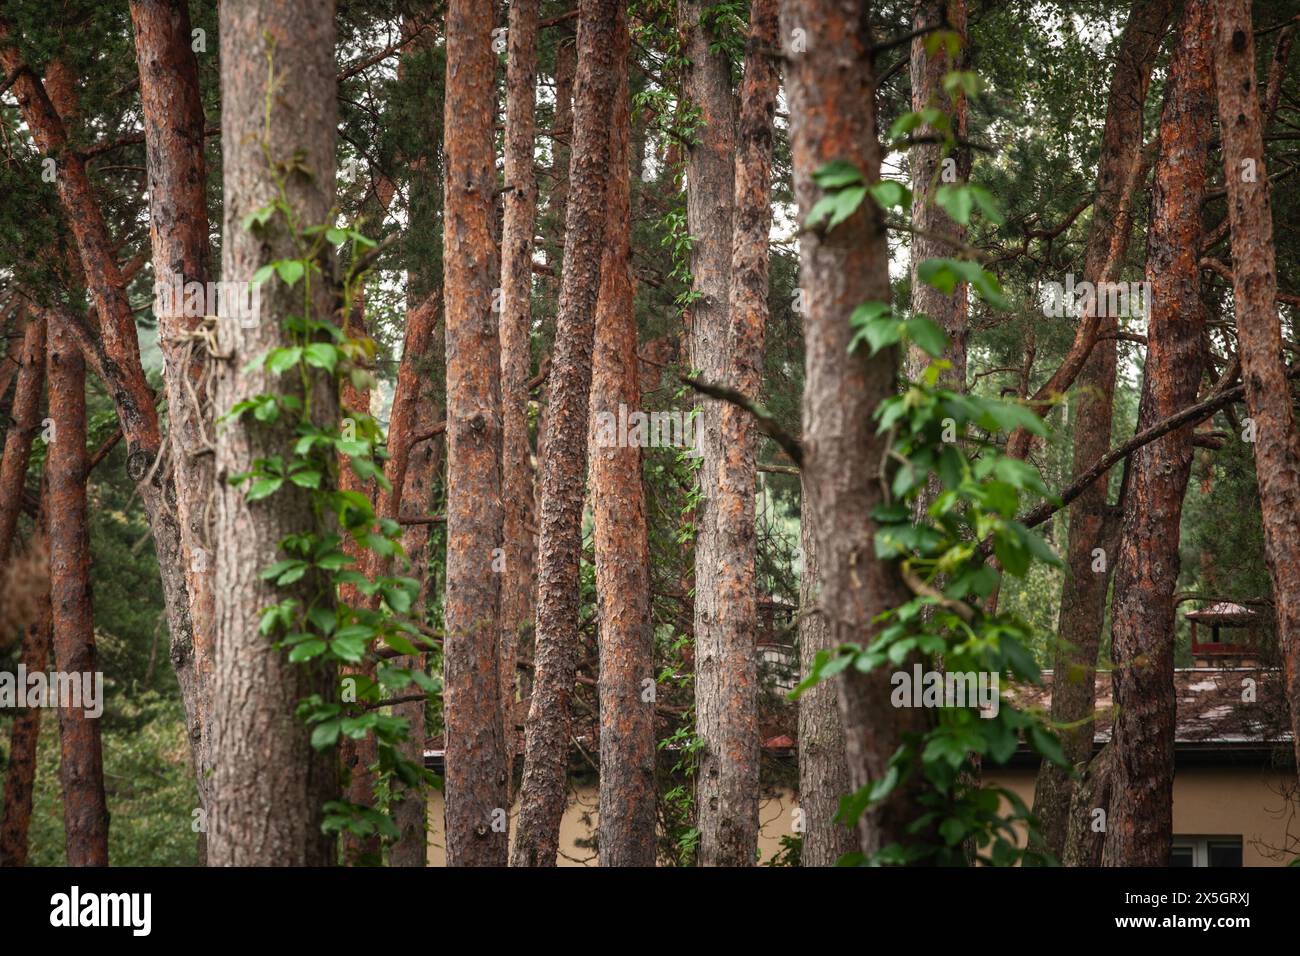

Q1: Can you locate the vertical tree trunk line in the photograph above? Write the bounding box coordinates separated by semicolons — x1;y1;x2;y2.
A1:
589;3;655;868
906;0;968;386
0;312;46;565
1031;0;1173;860
1212;0;1300;787
0;504;51;867
210;0;340;867
500;0;541;788
796;483;856;866
514;0;621;867
782;0;934;859
46;310;110;866
679;0;744;868
443;0;511;868
1102;0;1214;868
128;0;217;858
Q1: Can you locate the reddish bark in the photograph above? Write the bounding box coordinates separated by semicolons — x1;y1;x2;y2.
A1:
1032;0;1172;859
782;0;932;858
500;0;541;786
0;312;45;566
1213;0;1300;787
0;542;51;867
442;0;510;868
1103;0;1213;867
701;0;780;867
46;311;109;866
0;23;204;810
391;296;444;868
588;6;654;868
128;0;217;845
513;0;621;867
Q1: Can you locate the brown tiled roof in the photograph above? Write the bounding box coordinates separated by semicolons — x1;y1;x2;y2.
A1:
1012;668;1292;745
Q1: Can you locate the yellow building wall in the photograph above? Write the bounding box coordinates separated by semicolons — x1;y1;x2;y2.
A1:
424;766;1297;866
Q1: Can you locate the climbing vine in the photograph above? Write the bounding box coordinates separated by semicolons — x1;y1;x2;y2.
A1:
220;44;438;855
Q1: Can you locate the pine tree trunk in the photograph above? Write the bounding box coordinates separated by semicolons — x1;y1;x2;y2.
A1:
389;297;444;868
0;552;51;866
128;0;217;855
500;0;541;785
782;0;933;860
443;0;511;868
1032;0;1172;859
0;312;45;565
47;312;110;866
513;0;621;867
210;0;340;867
589;6;655;868
679;0;746;868
906;0;968;386
796;484;856;865
1212;0;1300;786
1102;0;1213;867
0;26;205;819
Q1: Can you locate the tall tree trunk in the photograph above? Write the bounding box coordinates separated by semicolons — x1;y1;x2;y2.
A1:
1102;0;1213;867
1213;0;1300;785
0;24;204;817
782;0;932;859
442;0;510;868
589;5;654;868
701;0;780;868
513;0;620;867
500;0;541;787
0;541;51;866
906;0;968;385
210;0;339;867
797;486;856;865
128;0;216;857
390;299;444;868
0;312;45;565
679;0;744;868
47;312;109;866
1032;0;1172;859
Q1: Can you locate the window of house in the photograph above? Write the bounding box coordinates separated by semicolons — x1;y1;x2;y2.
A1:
1170;837;1243;867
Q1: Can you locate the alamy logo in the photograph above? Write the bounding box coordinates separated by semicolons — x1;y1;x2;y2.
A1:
50;886;151;936
153;276;261;328
890;664;1000;717
0;666;104;718
1041;274;1149;319
592;403;702;456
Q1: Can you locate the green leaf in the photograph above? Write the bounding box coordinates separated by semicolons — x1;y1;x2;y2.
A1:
275;259;306;286
246;477;284;502
904;316;948;358
812;159;864;189
868;180;911;211
288;469;323;489
311;719;342;751
289;639;328;662
935;184;974;226
303;343;338;373
266;347;303;375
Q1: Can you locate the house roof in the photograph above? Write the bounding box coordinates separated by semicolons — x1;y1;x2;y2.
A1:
1185;601;1259;624
1011;667;1292;745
